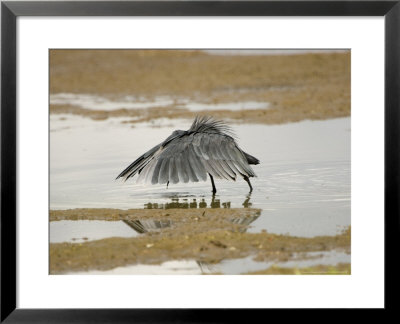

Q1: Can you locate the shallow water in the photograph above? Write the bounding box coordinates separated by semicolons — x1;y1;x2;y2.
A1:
50;93;175;111
50;115;350;239
50;93;270;112
50;220;139;243
50;115;350;273
68;250;350;275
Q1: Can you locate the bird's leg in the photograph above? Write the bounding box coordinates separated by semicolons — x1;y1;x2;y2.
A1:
166;181;169;189
243;176;253;193
209;173;217;195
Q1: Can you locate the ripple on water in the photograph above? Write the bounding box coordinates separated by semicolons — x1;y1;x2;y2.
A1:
50;116;350;238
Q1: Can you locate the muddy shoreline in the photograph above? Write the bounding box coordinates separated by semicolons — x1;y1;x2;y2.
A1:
50;208;350;274
49;50;351;274
50;50;350;124
246;263;351;275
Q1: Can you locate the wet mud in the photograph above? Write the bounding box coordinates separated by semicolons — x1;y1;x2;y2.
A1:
49;208;350;274
50;50;350;124
49;50;351;275
245;263;351;275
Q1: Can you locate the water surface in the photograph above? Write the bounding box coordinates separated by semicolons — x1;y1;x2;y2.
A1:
68;250;350;275
50;93;270;112
50;116;350;238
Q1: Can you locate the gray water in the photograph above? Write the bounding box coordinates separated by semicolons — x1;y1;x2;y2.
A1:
50;93;271;112
50;115;350;239
50;220;139;243
68;250;350;275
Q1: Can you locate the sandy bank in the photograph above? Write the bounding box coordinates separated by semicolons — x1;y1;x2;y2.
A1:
50;50;350;125
50;208;350;274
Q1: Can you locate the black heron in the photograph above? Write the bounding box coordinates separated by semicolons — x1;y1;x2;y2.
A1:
116;116;260;193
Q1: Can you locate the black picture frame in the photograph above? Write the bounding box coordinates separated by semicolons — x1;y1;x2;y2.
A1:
1;1;399;322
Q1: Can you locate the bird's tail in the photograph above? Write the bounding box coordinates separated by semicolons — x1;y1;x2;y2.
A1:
243;152;260;165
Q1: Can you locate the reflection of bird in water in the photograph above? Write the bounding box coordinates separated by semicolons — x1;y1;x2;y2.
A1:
123;219;173;234
122;196;260;234
123;212;260;235
196;261;217;274
116;116;260;193
122;196;260;274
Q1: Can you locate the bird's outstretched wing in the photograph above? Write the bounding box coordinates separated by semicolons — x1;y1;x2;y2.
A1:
115;143;162;181
136;132;256;185
117;116;257;185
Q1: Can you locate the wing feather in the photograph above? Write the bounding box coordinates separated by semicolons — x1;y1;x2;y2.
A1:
226;141;256;177
116;144;161;181
200;134;211;160
176;153;189;183
182;149;199;182
187;145;207;181
151;158;164;185
168;157;179;184
158;158;170;184
211;137;236;179
202;159;222;179
141;158;158;184
117;117;257;186
218;159;236;179
222;136;255;178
